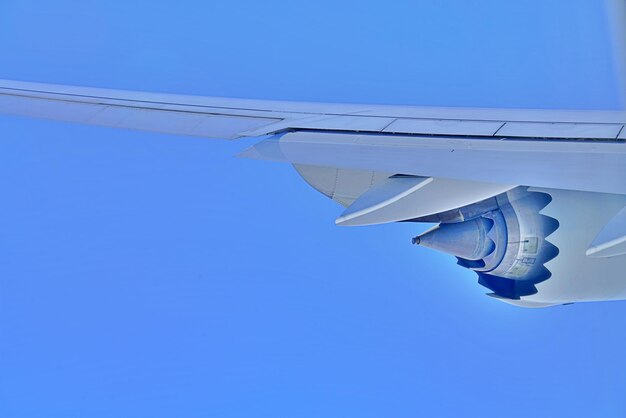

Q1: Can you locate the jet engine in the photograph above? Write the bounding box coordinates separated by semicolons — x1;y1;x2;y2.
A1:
294;163;626;307
411;188;560;300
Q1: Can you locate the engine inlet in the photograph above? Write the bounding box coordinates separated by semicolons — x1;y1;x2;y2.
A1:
412;187;559;299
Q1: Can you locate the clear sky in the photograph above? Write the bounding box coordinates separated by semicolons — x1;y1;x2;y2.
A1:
0;1;625;417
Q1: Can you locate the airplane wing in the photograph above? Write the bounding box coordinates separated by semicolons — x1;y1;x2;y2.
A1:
1;78;625;141
1;78;625;308
1;79;625;197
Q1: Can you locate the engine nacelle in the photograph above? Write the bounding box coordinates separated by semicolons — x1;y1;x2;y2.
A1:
413;188;559;300
294;163;626;307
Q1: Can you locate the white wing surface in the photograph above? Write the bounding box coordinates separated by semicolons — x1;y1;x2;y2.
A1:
1;79;625;141
1;78;625;197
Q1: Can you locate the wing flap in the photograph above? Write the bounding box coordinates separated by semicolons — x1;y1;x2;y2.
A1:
241;115;397;137
382;119;503;136
497;122;624;139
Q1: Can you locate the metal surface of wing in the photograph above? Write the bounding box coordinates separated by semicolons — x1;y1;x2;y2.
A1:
1;79;626;141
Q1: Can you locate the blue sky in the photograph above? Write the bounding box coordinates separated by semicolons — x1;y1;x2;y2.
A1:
0;1;625;417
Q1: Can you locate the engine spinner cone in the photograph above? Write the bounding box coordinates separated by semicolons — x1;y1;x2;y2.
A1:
415;217;495;260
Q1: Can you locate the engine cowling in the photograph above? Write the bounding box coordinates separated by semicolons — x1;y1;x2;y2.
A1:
413;188;559;300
